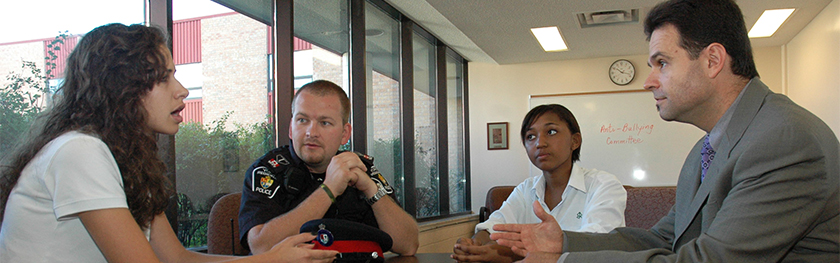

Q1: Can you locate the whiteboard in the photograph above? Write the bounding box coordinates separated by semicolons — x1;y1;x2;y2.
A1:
529;90;705;186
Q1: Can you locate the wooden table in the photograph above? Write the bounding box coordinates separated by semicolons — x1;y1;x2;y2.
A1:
385;253;455;263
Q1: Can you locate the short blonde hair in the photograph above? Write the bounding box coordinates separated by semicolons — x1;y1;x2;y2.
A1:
292;80;351;124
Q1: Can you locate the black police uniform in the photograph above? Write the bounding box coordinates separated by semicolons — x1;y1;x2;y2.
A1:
238;144;393;250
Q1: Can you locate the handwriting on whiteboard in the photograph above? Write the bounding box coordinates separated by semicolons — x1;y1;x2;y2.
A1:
600;123;655;145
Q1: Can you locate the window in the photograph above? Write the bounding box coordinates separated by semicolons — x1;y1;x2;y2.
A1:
3;0;470;252
446;52;467;213
0;0;143;160
365;1;405;205
152;0;471;249
293;0;350;92
171;0;274;248
165;0;471;222
412;32;440;218
294;0;351;150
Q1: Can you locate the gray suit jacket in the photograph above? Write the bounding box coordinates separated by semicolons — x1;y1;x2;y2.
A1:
562;79;839;262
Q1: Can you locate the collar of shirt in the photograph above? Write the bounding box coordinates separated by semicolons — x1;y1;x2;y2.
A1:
708;77;754;150
531;164;587;208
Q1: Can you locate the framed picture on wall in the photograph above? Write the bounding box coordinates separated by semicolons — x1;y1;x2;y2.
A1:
487;122;509;150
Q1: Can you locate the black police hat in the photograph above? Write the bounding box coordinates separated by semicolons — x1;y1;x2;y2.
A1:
300;218;393;263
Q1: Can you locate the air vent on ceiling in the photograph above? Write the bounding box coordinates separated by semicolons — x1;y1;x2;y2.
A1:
576;9;640;28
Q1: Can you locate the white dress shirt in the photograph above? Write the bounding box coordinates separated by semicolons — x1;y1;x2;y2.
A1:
476;164;626;234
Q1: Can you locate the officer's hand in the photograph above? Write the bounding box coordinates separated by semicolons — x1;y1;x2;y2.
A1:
350;169;378;198
324;152;367;196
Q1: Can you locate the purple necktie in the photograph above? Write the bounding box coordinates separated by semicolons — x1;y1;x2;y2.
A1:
701;135;715;182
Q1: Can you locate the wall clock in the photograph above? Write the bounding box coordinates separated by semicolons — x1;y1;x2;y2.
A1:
609;59;635;86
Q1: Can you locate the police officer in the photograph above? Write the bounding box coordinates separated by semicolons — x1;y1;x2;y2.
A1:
239;80;419;256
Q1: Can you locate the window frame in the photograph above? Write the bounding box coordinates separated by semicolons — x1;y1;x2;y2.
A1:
150;0;472;234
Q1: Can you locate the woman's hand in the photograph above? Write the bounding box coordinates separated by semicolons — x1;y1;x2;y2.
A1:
265;233;337;263
451;237;516;263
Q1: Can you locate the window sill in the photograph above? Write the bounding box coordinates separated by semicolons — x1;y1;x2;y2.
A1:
416;214;479;253
419;213;479;233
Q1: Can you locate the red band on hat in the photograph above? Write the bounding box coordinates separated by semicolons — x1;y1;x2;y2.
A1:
313;240;383;256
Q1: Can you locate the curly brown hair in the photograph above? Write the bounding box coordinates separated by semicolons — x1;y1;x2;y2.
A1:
0;23;173;228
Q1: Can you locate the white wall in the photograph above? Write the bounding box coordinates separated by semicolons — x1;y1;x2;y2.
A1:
467;44;789;213
469;55;644;213
785;0;840;139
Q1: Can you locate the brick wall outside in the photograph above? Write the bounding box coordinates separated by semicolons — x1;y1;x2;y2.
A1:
201;14;270;129
0;41;48;100
414;88;438;189
370;70;400;140
311;47;345;89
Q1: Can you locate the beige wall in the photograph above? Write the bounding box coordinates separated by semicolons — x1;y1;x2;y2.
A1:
468;55;646;213
785;0;840;138
466;41;806;213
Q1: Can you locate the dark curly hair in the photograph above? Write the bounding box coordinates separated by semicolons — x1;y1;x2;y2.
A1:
0;23;173;228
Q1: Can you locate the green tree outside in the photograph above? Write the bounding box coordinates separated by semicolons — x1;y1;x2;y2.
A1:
1;32;67;158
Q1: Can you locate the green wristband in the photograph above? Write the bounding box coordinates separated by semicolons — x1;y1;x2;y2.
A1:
320;184;336;204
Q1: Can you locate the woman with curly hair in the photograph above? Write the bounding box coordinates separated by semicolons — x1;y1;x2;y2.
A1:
0;23;336;263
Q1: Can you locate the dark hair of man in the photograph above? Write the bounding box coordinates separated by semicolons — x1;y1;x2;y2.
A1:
292;80;351;124
520;104;582;162
644;0;759;79
0;23;172;228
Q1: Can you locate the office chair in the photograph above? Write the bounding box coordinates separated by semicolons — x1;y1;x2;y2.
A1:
207;192;250;255
478;186;515;222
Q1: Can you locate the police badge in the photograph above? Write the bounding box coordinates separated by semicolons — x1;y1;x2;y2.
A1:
260;176;274;189
316;223;334;246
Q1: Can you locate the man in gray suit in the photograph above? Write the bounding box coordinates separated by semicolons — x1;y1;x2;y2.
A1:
488;0;840;262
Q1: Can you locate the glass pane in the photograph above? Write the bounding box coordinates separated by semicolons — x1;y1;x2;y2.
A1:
172;0;274;248
294;0;351;150
413;33;439;218
446;54;466;213
365;2;405;205
0;1;144;160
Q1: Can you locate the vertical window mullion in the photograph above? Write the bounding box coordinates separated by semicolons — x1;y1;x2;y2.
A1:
400;17;416;217
273;0;293;147
350;0;367;152
436;43;449;215
462;62;471;211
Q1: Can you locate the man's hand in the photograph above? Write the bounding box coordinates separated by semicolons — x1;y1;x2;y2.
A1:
349;166;378;198
323;152;368;196
490;201;564;257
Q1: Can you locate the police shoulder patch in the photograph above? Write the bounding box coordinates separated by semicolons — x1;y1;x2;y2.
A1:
251;166;280;198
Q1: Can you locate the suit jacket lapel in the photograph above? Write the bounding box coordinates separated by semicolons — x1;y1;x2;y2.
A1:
673;139;704;242
672;78;771;245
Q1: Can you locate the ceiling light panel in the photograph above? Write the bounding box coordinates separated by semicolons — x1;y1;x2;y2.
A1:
530;26;568;52
748;8;795;38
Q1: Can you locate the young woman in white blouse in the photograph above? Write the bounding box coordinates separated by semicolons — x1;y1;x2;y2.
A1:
0;23;336;263
452;104;627;263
